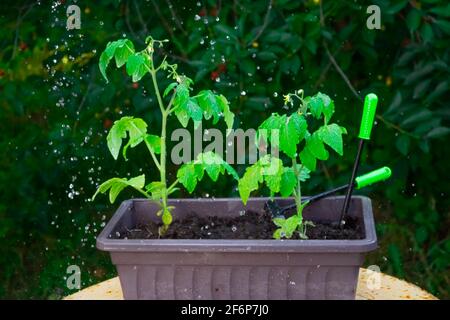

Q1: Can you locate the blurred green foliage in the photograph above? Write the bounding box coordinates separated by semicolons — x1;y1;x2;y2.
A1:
0;0;448;299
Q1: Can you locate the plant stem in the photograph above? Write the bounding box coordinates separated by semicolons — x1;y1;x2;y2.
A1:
149;61;169;213
144;139;161;170
150;69;166;115
160;110;168;210
167;178;179;193
292;158;303;221
133;186;152;199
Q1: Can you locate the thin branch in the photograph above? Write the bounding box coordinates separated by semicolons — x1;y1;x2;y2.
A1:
165;0;187;35
165;91;178;114
376;114;419;138
323;41;362;102
132;186;152;199
73;67;96;133
319;0;417;139
12;2;35;59
150;0;175;38
167;179;179;193
319;0;324;26
247;0;273;46
145;140;161;170
133;0;148;35
125;1;143;43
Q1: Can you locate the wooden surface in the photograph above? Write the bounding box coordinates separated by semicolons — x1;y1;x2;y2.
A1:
65;268;437;300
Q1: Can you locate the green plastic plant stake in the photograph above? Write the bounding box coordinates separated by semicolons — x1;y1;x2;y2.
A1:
355;166;392;189
358;93;378;140
340;93;379;225
266;166;393;217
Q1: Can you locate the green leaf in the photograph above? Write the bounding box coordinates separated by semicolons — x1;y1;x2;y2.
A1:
176;163;202;193
305;133;329;160
177;152;238;193
289;112;308;141
282;113;307;157
196;90;221;124
114;39;135;67
401;110;432;127
297;164;311;182
145;134;161;154
216;94;235;130
284;215;301;236
318;123;344;155
430;4;450;17
305;92;335;123
173;82;189;110
99;51;112;83
163;82;178;98
395;135;410;155
107;116;148;160
307;95;323;119
145;181;165;200
92;174;146;203
280;168;297;197
386;0;408;14
127;175;145;189
319;93;335;123
109;182;127;203
258;51;277;61
238;163;263;205
237;155;284;204
197;151;239;180
258;113;283;147
99;39;135;82
126;53;152;82
299;147;316;171
413;79;432;99
436;19;450;34
406;9;422;31
426;127;450;139
175;98;203;128
241;59;256;75
273;217;286;228
273;228;282;239
258;112;307;158
263;157;284;194
424;81;448;104
420;23;433;43
272;215;301;239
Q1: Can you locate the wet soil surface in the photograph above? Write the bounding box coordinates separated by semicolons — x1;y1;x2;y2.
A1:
115;210;364;240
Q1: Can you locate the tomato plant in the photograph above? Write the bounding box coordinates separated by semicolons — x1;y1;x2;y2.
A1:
92;36;238;234
238;90;346;239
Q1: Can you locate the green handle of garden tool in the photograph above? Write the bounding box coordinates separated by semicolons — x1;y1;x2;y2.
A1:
358;93;378;140
355;166;392;189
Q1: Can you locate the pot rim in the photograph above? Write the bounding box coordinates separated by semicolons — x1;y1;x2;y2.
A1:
97;196;377;253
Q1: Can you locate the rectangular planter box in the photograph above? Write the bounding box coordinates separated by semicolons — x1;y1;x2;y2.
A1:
97;196;377;300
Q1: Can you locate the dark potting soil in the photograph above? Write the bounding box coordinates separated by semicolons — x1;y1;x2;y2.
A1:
117;210;364;240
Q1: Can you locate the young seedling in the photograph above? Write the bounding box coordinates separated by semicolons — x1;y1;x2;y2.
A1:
92;36;238;234
238;90;347;239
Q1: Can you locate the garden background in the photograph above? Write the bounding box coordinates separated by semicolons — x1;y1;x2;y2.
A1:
0;0;449;299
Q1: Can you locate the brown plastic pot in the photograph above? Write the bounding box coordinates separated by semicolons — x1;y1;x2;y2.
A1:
97;196;377;300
